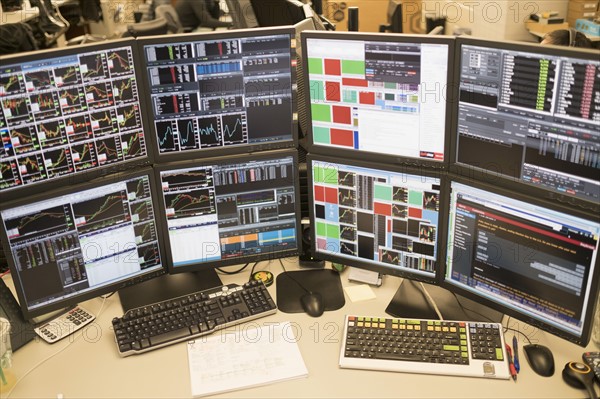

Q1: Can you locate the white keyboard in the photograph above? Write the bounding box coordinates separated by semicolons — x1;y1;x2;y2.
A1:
339;315;510;379
35;306;96;343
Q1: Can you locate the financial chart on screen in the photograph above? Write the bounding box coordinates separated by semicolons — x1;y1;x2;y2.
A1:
304;34;450;164
157;152;299;269
140;29;295;158
310;158;442;278
0;172;163;316
0;42;148;193
455;41;600;203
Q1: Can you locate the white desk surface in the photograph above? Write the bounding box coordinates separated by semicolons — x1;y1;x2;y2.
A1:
2;259;599;399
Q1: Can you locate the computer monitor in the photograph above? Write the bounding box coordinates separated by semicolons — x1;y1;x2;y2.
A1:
308;153;445;283
225;0;259;29
451;37;600;212
0;38;152;202
444;177;600;346
250;0;307;27
0;168;165;320
155;149;301;274
302;31;454;168
137;27;298;162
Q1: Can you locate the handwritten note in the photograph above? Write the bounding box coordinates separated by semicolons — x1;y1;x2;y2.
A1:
187;322;308;397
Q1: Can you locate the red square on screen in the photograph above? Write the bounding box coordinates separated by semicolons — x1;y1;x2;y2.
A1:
325;187;338;204
314;185;325;202
408;208;422;218
332;106;351;125
325;81;341;102
330;129;353;147
359;91;375;105
324;59;341;75
317;238;327;249
374;202;392;216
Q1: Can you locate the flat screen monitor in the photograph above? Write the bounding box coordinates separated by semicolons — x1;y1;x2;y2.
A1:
225;0;259;29
0;168;165;320
302;32;454;168
444;177;600;346
137;27;297;162
250;0;307;27
452;37;600;211
380;0;403;33
0;39;152;201
155;149;301;273
308;154;445;284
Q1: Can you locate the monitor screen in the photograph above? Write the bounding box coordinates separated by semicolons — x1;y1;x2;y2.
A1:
444;178;600;346
138;27;297;161
225;0;259;29
155;149;301;272
308;154;445;283
0;169;165;319
250;0;307;27
0;39;151;200
452;37;600;209
302;32;453;167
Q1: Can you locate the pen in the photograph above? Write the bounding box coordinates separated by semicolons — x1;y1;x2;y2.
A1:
512;336;520;373
505;343;517;382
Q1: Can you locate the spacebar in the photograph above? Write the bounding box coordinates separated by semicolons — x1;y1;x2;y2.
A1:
375;353;427;362
149;327;191;346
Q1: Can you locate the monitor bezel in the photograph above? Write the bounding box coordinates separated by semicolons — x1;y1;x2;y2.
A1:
301;31;456;170
136;26;299;164
441;173;600;347
0;167;167;320
154;148;302;274
0;38;154;203
449;36;600;215
307;153;448;285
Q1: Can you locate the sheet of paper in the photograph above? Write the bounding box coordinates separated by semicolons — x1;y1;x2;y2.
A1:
187;321;308;397
344;284;376;302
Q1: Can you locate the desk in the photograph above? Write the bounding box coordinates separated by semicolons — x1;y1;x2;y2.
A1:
2;259;599;399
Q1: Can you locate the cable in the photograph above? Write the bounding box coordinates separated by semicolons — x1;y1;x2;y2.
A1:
418;282;444;321
278;258;310;293
449;292;496;323
5;295;109;398
215;263;250;275
248;262;259;278
503;316;533;345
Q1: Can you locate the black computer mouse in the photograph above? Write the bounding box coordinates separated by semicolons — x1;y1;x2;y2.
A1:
523;344;555;377
300;291;325;317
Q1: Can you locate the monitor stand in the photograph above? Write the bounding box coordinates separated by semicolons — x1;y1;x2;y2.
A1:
385;279;503;323
118;269;223;313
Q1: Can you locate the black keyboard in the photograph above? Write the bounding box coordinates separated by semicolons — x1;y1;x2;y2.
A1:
112;280;277;356
340;315;510;379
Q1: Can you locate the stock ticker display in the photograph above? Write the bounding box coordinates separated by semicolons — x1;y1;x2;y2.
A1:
455;43;600;202
311;159;441;278
142;32;295;156
158;154;298;267
0;173;163;313
0;45;148;192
